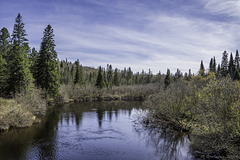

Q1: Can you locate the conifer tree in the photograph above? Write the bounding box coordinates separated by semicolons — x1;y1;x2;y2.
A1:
127;67;133;85
213;57;216;73
29;47;38;76
229;53;235;79
164;69;171;88
0;55;7;96
113;68;120;86
95;66;105;89
107;64;113;88
35;24;60;97
8;13;33;95
209;58;213;72
221;50;228;77
199;60;205;76
0;27;11;60
74;59;80;85
235;50;240;70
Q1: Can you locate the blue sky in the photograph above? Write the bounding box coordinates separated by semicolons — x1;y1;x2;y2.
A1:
1;0;240;74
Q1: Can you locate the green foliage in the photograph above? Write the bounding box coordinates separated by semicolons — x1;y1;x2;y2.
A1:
164;69;171;88
35;25;60;97
0;55;7;96
95;66;106;89
199;60;205;76
221;50;229;77
7;13;33;95
0;27;11;60
113;68;120;86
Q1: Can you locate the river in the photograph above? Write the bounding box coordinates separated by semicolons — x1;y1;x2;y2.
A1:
0;101;194;160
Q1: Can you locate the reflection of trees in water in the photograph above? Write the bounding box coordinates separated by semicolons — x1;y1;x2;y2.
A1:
135;127;192;160
0;109;60;160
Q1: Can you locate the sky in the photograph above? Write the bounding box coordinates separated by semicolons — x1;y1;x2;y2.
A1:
1;0;240;74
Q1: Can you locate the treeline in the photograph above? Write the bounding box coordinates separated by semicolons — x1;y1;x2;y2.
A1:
58;60;163;89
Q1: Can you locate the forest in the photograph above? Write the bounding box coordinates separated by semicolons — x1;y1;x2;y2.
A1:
1;13;240;159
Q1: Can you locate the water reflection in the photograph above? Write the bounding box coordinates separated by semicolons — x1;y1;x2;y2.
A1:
134;126;193;160
0;101;194;160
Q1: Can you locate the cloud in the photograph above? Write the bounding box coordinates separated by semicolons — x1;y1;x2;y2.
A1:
1;0;240;74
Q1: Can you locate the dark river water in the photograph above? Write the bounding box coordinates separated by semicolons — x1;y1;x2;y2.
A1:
0;101;194;160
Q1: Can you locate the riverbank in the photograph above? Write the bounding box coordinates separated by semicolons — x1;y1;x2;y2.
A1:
0;89;47;131
144;75;240;159
1;84;159;132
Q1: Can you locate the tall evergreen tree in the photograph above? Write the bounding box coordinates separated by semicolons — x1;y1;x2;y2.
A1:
221;50;228;77
8;13;33;95
35;24;60;97
164;69;171;88
113;68;120;86
107;64;113;88
209;58;213;72
29;47;38;76
213;56;216;73
199;60;205;76
0;55;7;96
95;66;105;89
235;50;240;70
0;27;11;60
229;53;235;79
126;67;133;85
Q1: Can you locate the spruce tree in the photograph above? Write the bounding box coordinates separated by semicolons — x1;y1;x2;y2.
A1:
229;53;235;79
0;27;11;60
0;55;7;96
164;69;171;88
221;50;228;77
8;13;33;95
235;50;240;70
113;68;120;86
213;57;216;73
199;60;205;76
107;64;113;88
95;66;105;89
209;58;213;72
35;24;60;97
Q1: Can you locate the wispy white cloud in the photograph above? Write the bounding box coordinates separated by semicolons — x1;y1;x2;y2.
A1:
203;0;240;17
1;0;240;74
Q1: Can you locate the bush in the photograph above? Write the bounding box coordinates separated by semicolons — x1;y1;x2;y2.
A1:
0;88;47;131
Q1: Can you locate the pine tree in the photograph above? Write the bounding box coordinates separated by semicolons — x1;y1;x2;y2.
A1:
229;53;235;79
0;55;7;96
199;60;205;76
95;66;106;89
8;13;33;95
107;64;113;88
164;69;171;88
209;58;213;72
213;56;216;73
29;47;38;76
113;68;120;86
74;59;80;85
235;50;240;70
126;67;133;85
0;27;11;60
35;24;60;97
221;50;228;77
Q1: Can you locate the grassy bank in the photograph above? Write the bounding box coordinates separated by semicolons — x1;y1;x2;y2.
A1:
0;89;47;131
144;74;240;159
60;83;160;103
